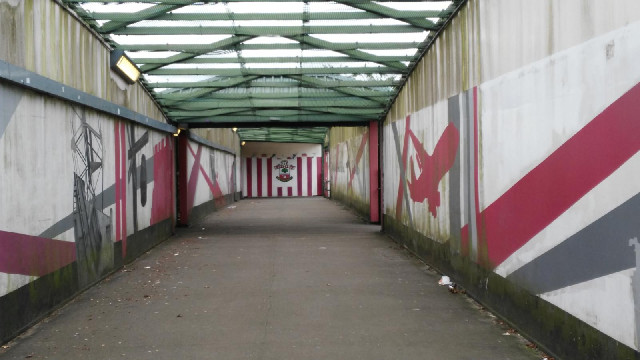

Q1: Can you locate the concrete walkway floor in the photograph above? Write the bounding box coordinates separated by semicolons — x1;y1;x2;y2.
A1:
1;198;543;360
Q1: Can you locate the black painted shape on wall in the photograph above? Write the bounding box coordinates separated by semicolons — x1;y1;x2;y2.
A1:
0;83;22;140
448;94;461;251
71;109;113;288
40;156;155;240
140;154;147;206
127;124;149;233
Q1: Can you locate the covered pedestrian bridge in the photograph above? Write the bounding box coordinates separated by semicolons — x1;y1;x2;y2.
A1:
1;1;640;359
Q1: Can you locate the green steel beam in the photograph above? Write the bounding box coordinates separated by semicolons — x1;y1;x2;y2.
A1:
286;35;408;70
139;35;254;72
288;75;394;104
98;3;193;33
145;76;259;89
155;88;393;101
178;114;375;123
131;55;414;65
146;66;403;76
167;106;383;117
165;97;384;110
90;10;446;22
118;42;421;51
65;0;444;3
112;24;431;36
337;1;437;30
67;0;460;129
147;77;400;88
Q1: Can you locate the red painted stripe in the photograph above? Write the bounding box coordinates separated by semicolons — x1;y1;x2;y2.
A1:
186;144;203;213
186;143;223;200
257;158;263;197
150;137;175;225
307;157;313;196
277;187;282;197
297;157;303;196
267;158;273;197
317;157;322;196
246;158;253;197
288;187;293;197
120;124;127;256
198;166;223;198
348;132;369;189
114;123;121;242
396;116;411;220
483;82;640;267
0;232;76;277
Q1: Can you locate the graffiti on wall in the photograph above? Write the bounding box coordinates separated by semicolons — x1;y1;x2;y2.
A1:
71;108;113;287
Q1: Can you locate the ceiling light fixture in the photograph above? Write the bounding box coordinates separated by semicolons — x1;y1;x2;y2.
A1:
110;50;141;84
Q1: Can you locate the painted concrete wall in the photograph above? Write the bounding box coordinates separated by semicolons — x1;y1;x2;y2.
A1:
0;0;165;123
192;128;240;155
382;0;640;358
329;127;370;218
241;142;322;198
185;138;238;221
0;81;175;343
0;0;240;345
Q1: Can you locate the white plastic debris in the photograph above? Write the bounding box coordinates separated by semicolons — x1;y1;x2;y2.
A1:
227;205;237;209
438;275;451;286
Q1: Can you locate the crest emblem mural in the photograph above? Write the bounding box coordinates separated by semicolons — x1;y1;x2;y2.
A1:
275;159;295;182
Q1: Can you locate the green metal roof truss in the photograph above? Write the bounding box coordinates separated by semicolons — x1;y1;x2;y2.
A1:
63;0;465;142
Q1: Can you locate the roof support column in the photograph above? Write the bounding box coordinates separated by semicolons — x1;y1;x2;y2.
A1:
177;131;190;226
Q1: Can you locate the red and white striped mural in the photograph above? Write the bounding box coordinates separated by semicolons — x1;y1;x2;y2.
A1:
242;156;322;198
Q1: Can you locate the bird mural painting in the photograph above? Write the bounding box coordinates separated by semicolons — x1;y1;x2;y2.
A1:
406;123;460;218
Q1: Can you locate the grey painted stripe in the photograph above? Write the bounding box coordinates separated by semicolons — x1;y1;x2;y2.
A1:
632;240;640;348
188;132;236;155
39;156;155;239
0;83;22;140
448;95;461;250
507;192;640;294
464;90;478;259
0;59;176;134
390;121;413;227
